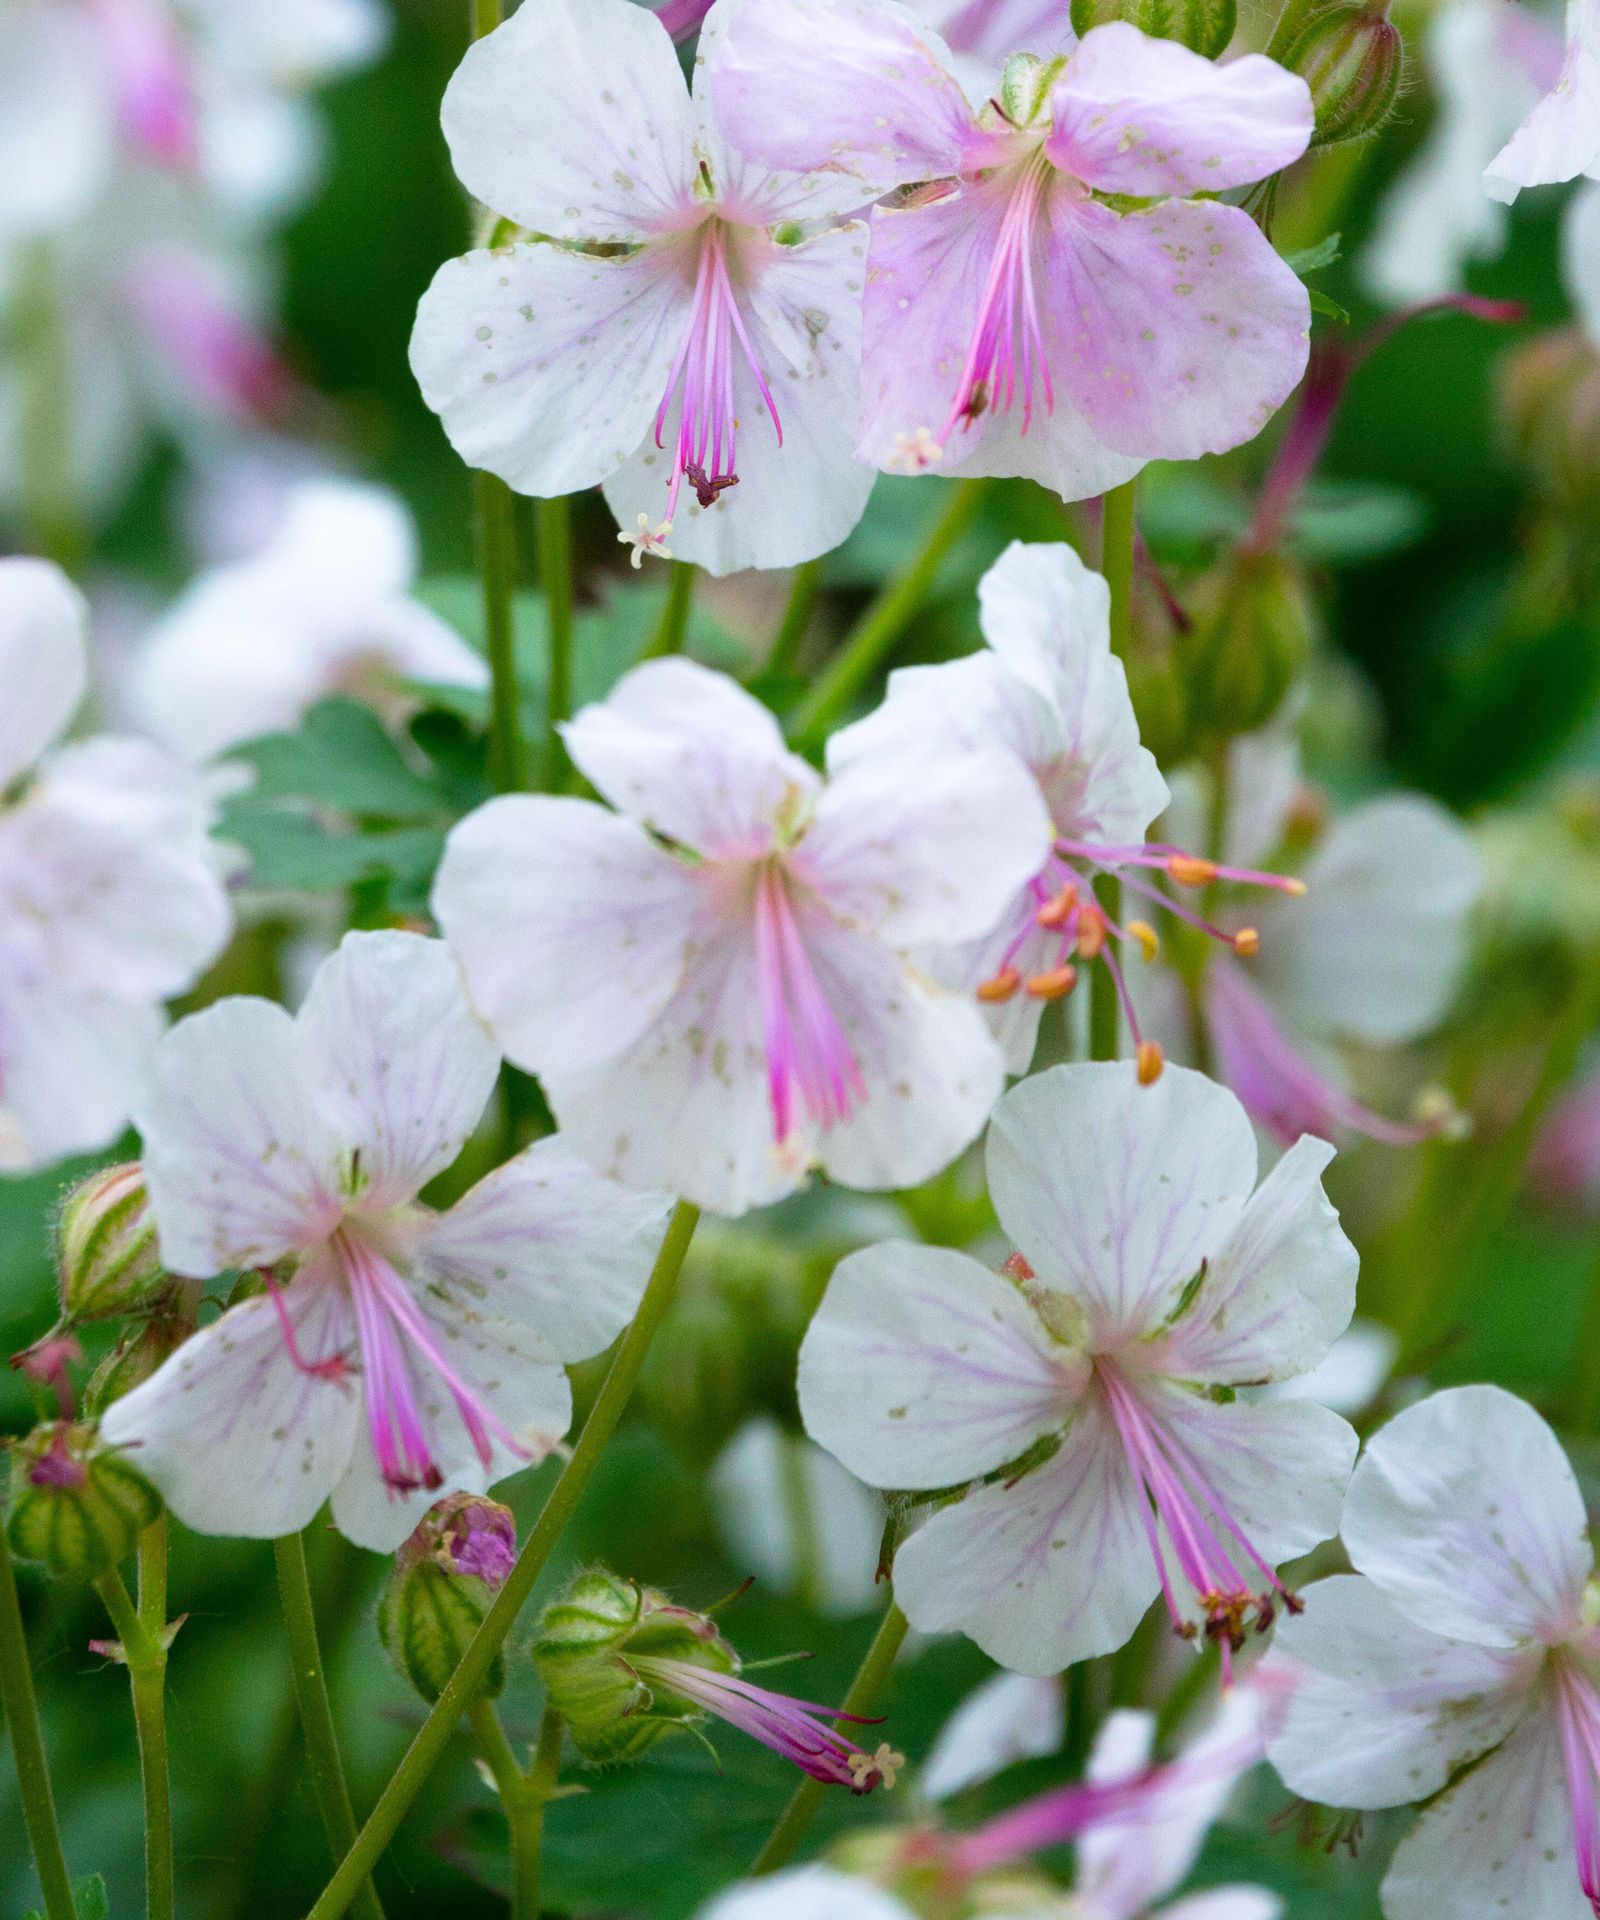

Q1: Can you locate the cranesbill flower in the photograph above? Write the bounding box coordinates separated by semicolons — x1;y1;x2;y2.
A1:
409;0;876;576
713;2;1313;495
133;478;488;760
1267;1385;1600;1920
432;656;1050;1216
100;929;670;1550
0;557;231;1171
800;1061;1358;1674
1486;0;1600;201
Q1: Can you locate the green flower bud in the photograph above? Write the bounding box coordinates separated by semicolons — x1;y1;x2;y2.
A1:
6;1423;160;1580
1500;326;1600;520
56;1164;171;1327
1071;0;1236;59
996;52;1065;128
1270;0;1401;148
377;1494;516;1704
82;1317;191;1419
1178;550;1314;746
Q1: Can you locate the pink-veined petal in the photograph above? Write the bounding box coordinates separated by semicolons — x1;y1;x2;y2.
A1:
1048;25;1312;197
0;558;88;789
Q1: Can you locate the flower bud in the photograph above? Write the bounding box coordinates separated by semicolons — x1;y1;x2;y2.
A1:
1177;551;1314;747
6;1423;160;1580
1071;0;1236;59
1270;0;1401;148
56;1164;171;1326
1500;327;1600;520
377;1494;516;1704
82;1317;191;1419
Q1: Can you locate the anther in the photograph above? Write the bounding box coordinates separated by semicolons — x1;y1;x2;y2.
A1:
1137;1040;1165;1086
1003;1251;1036;1281
978;966;1022;1003
1167;854;1218;887
1024;965;1078;1000
1076;907;1106;961
1036;883;1079;928
1126;918;1159;961
1233;927;1260;957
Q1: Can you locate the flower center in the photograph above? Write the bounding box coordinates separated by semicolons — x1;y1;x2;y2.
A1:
654;219;782;527
1553;1654;1600;1914
1097;1360;1298;1679
752;862;865;1146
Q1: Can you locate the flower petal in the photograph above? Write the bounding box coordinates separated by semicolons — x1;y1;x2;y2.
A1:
1163;1135;1357;1387
1342;1385;1592;1648
1484;0;1600;201
1160;1893;1284;1920
1265;1573;1537;1810
798;1239;1073;1490
420;1136;671;1364
0;558;88;790
1564;178;1600;344
986;1061;1258;1346
410;240;686;500
893;1395;1160;1672
100;1277;361;1539
697;1865;917;1920
0;3;111;241
1262;795;1483;1047
919;1672;1065;1800
432;794;703;1079
440;0;696;242
1048;25;1312;196
0;977;161;1174
136;997;345;1276
1043;197;1311;463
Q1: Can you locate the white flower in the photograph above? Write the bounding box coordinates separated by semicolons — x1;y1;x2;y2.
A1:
918;1670;1064;1801
799;1061;1359;1675
0;557;231;1171
101;929;671;1551
696;1866;914;1920
432;656;1051;1216
409;0;877;577
1486;0;1600;201
1267;1385;1600;1920
1563;178;1600;345
133;479;488;760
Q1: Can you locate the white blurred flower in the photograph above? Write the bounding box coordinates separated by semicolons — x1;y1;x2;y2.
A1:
1486;0;1600;201
918;1671;1064;1801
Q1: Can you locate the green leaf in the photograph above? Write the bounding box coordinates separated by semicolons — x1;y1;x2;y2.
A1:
26;1874;109;1920
1285;232;1342;277
217;805;443;902
1308;286;1350;324
1289;480;1430;561
225;698;441;821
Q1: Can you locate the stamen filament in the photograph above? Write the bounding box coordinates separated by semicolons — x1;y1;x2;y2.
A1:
753;865;865;1144
942;146;1055;444
1554;1657;1600;1915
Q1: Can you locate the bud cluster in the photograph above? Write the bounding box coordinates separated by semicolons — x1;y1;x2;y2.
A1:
5;1422;160;1580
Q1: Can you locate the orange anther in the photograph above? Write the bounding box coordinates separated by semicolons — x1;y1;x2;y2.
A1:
1126;919;1159;962
1167;854;1217;887
1024;965;1079;1001
977;967;1022;1003
1233;927;1260;957
1282;877;1308;897
1003;1251;1036;1281
1076;906;1106;961
1036;883;1079;929
1137;1040;1165;1086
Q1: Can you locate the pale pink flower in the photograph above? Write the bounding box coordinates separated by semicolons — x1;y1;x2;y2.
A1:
432;657;1050;1216
409;0;877;576
0;558;231;1172
1486;0;1600;201
1268;1386;1600;1920
800;1061;1358;1675
100;929;670;1550
713;2;1313;497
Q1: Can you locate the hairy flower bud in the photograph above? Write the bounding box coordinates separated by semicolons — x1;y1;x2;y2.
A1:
1270;0;1402;148
377;1494;516;1704
1070;0;1236;59
1500;326;1600;519
6;1423;161;1580
1178;551;1314;746
56;1164;172;1326
83;1318;190;1419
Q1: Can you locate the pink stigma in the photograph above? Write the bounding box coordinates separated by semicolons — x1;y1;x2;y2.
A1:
655;220;782;524
752;864;866;1146
1554;1657;1600;1915
1099;1361;1297;1681
943;147;1055;446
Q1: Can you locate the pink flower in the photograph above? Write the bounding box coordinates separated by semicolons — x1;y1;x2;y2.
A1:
713;2;1313;497
432;657;1051;1216
100;929;671;1550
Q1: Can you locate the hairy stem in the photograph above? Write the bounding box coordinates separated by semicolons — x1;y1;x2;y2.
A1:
645;560;696;659
96;1562;174;1920
467;1700;557;1920
0;1532;78;1920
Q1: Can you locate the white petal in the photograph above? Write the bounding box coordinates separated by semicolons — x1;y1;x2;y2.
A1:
135;997;345;1276
0;975;161;1173
440;0;696;242
561;658;818;853
1161;1893;1283;1920
893;1397;1160;1673
295;931;499;1209
1265;1318;1398;1419
410;240;685;500
798;1240;1073;1491
432;794;704;1079
1265;1574;1537;1811
1563;177;1600;347
266;479;417;594
986;1062;1258;1347
0;4;111;242
1381;1690;1591;1920
1162;1135;1357;1387
0;558;88;789
1263;795;1483;1047
1484;0;1600;200
1342;1385;1592;1649
420;1136;671;1364
100;1279;361;1540
696;1865;917;1920
919;1672;1065;1801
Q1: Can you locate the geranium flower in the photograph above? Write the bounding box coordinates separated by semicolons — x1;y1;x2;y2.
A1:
100;929;671;1550
1267;1385;1600;1920
409;0;877;576
133;478;487;760
432;656;1050;1216
1486;0;1600;201
0;557;231;1171
713;2;1312;494
799;1061;1358;1674
831;541;1303;1079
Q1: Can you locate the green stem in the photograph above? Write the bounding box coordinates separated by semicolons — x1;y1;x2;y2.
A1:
790;481;985;749
645;560;695;659
477;471;528;794
1089;874;1122;1063
1154;1642;1220;1744
537;496;574;789
273;1532;387;1920
0;1533;78;1920
470;0;501;37
17;239;79;571
307;1201;701;1920
1089;480;1138;1063
467;1701;556;1920
778;1430;822;1613
766;560;822;679
1061;1661;1095;1777
750;1599;909;1876
96;1564;173;1920
1568;1240;1600;1436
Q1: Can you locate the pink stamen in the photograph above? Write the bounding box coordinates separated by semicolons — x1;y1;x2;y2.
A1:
263;1269;353;1384
952;1769;1163;1877
943;146;1055;445
1554;1658;1600;1915
121;251;296;423
655;221;782;522
752;865;866;1145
